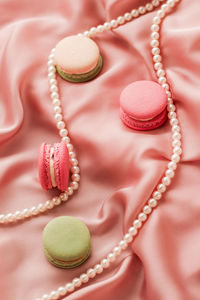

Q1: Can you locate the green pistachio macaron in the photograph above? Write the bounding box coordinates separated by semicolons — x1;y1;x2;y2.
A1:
42;216;91;268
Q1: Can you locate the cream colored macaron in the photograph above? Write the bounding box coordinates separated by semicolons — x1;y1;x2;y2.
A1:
54;35;102;82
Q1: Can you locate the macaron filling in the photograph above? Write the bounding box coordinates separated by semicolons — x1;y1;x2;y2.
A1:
50;147;57;188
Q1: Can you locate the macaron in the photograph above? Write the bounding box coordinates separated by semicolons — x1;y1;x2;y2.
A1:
54;35;102;83
120;80;168;131
38;141;69;191
42;216;91;268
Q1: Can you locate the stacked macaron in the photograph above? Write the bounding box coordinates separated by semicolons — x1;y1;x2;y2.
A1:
120;80;168;130
38;141;69;191
54;35;102;83
42;216;91;268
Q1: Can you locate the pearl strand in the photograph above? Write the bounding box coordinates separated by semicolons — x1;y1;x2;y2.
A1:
37;0;182;299
79;0;165;38
0;0;165;225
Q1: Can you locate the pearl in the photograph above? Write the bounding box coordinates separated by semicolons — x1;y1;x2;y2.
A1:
53;106;61;113
48;66;56;74
151;24;159;32
172;125;180;133
70;181;79;190
52;99;60;106
151;39;159;47
170;118;178;126
157;69;165;77
57;287;67;296
87;268;96;278
168;161;177;170
172;132;181;140
154;62;163;70
67;143;73;151
162;83;170;90
48;72;55;80
97;25;104;33
72;278;82;288
152;47;160;55
128;226;138;236
158;76;167;84
113;246;122;256
38;203;46;212
171;154;180;163
133;219;142;229
172;139;181;147
69;151;76;158
71;166;80;174
107;252;116;262
117;16;125;24
103;22;111;30
41;295;50;300
60;193;68;202
119;240;128;250
62;136;70;144
65;283;74;292
59;129;68;137
101;258;110;268
51;92;59;99
138;212;147;222
80;274;89;283
143;205;152;214
168;0;175;7
94;264;103;274
124;12;132;21
70;158;78;166
49;291;59;299
110;19;118;28
48;53;54;60
131;9;139;17
173;146;182;155
148;198;158;208
83;30;89;37
138;6;146;14
52;197;61;206
67;187;73;195
153;16;161;24
157;9;165;18
152;0;160;7
146;3;153;11
157;183;166;193
89;27;97;35
54;113;62;122
124;233;133;243
50;85;58;93
72;174;80;182
153;191;162;200
57;121;65;129
162;176;171;186
161;4;170;13
151;32;159;39
49;78;56;85
165;169;174;178
153;54;162;63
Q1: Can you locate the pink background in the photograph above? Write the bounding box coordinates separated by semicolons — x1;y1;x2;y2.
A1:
0;0;200;299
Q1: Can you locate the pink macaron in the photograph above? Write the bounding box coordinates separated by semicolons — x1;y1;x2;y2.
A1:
120;80;168;131
38;142;69;191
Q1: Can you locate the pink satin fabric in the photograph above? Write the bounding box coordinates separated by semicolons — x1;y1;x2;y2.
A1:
0;0;200;299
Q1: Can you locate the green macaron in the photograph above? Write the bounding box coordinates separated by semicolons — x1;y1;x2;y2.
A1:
42;216;91;269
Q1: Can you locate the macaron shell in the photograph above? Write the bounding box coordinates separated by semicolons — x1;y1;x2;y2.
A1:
120;80;168;120
42;216;91;268
54;35;100;74
120;107;167;131
38;143;52;191
53;142;69;191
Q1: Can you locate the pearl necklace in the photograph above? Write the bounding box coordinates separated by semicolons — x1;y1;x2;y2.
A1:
36;0;182;299
0;0;165;224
